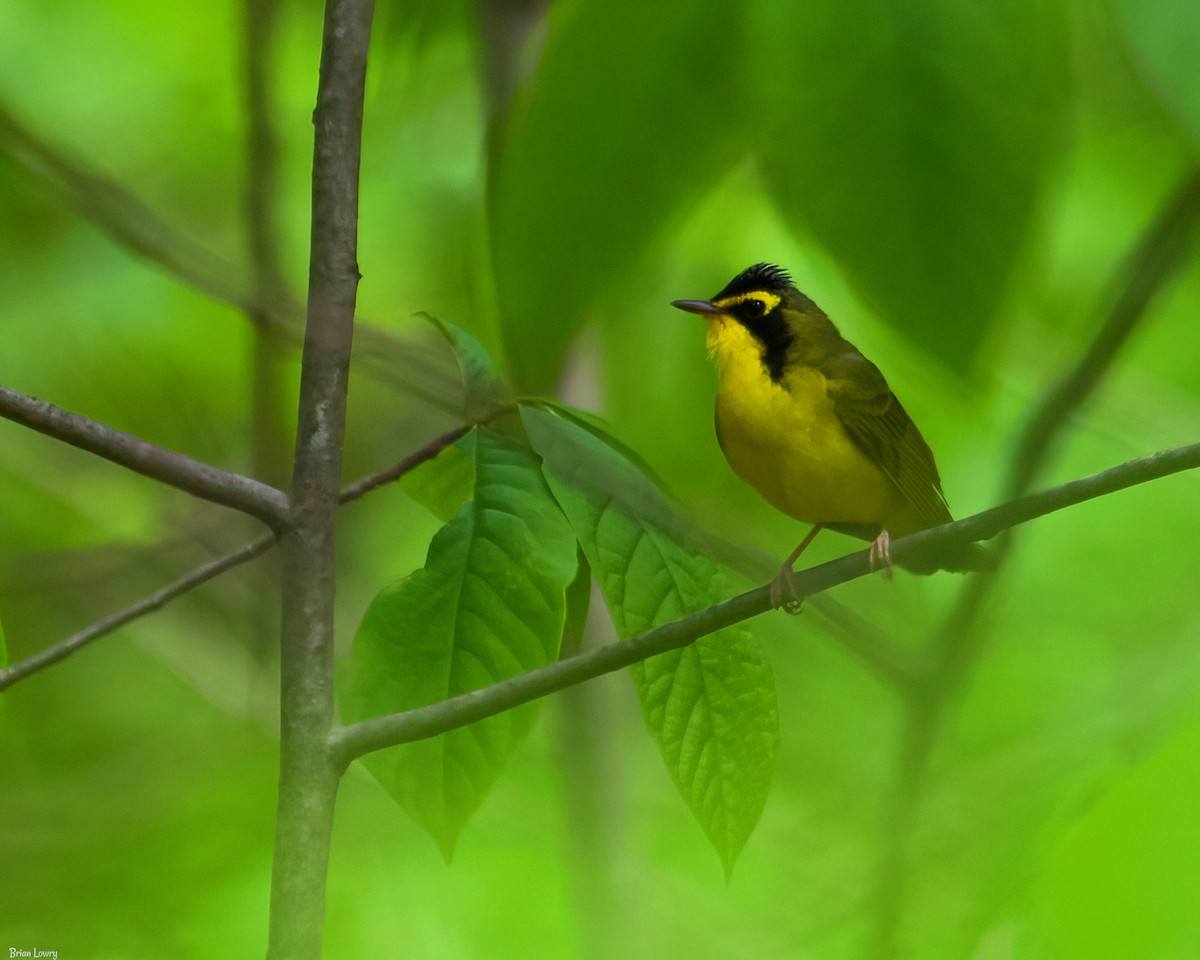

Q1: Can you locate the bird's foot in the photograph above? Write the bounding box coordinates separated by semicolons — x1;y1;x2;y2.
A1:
770;565;804;615
869;529;894;580
770;524;823;612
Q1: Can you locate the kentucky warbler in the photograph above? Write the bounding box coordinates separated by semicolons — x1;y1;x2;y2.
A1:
672;262;989;608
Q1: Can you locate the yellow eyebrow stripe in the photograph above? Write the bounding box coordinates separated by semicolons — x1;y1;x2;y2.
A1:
712;291;782;313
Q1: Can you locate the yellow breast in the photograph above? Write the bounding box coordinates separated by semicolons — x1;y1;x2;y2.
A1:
707;316;898;526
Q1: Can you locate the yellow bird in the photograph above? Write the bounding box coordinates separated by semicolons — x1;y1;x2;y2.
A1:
672;263;989;607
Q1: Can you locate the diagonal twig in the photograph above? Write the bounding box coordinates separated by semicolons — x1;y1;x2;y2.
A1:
0;536;276;691
0;100;467;417
0;384;288;525
0;421;477;692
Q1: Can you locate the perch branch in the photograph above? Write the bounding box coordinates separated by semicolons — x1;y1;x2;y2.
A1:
330;441;1200;765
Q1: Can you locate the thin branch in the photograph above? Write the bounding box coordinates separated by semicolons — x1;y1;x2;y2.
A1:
476;0;552;160
330;441;1200;766
0;385;288;526
241;0;292;663
0;535;275;692
339;423;473;503
0;423;478;693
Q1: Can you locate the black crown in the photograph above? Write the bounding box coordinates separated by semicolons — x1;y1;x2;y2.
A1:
714;262;795;300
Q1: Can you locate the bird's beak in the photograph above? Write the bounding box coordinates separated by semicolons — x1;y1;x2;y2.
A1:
671;299;725;317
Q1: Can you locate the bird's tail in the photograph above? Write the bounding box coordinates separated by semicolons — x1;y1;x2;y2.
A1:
902;539;995;575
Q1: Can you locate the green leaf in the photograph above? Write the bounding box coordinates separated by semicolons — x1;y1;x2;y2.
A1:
399;439;476;522
521;403;778;875
1114;0;1200;153
419;313;512;419
340;418;579;858
755;0;1070;366
0;614;6;669
489;0;744;391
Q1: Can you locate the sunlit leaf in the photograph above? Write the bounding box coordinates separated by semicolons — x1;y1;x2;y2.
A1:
521;403;778;875
340;418;579;858
1113;0;1200;154
754;0;1070;365
489;0;744;391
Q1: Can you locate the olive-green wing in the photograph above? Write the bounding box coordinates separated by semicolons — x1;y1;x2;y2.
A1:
822;351;952;530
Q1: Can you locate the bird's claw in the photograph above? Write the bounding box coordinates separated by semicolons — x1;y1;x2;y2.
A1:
770;566;804;614
869;529;894;580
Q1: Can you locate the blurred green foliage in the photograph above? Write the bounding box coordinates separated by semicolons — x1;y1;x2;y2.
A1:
1;0;1199;957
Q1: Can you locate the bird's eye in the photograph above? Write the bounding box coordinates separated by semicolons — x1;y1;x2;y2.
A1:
743;299;767;318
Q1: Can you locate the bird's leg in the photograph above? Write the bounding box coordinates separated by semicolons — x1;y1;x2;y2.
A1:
770;524;823;613
869;528;894;580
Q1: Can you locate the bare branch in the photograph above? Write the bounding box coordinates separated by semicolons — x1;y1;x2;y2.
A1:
0;423;478;692
0;103;267;318
0;385;288;525
339;424;473;503
330;442;1200;766
0;535;275;692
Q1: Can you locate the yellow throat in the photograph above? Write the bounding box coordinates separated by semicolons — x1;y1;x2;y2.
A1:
705;313;902;530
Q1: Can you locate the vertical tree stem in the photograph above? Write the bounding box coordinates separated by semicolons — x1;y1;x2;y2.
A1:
266;2;374;958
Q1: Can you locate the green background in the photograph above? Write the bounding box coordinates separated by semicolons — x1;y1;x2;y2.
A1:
2;0;1199;956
